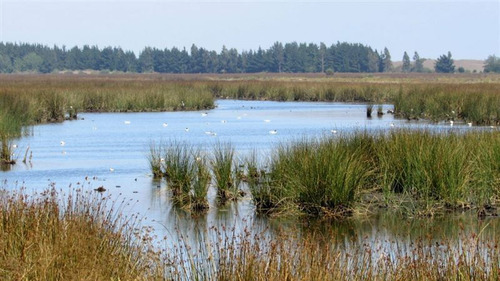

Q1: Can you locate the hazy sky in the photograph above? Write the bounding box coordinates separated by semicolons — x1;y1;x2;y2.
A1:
1;0;498;59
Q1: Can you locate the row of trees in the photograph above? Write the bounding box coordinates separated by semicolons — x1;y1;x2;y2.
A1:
0;42;396;74
0;42;497;74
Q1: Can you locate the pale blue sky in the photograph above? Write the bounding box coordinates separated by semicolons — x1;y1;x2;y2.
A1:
1;0;498;59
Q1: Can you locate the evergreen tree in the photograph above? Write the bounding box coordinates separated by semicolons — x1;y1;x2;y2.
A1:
138;47;154;73
412;51;424;72
484;55;500;73
435;51;455;73
402;51;410;72
379;47;392;72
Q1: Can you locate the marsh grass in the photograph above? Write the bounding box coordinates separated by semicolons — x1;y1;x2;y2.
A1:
245;131;500;217
211;142;242;204
163;141;196;205
191;153;210;212
366;104;374;118
149;141;210;212
0;188;164;280
165;224;500;281
2;186;499;280
376;131;500;213
149;142;163;178
265;135;375;216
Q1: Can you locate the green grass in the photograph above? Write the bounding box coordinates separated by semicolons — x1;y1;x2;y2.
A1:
149;141;210;212
211;142;242;204
263;135;375;216
245;131;500;217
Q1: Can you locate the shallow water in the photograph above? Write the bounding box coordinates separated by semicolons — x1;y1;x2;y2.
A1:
1;99;498;250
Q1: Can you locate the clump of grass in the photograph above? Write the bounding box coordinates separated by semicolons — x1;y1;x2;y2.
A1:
148;141;163;178
366;104;374;118
376;131;500;212
149;141;210;212
246;130;499;217
191;153;210;212
265;136;375;216
211;142;242;203
0;188;164;280
377;104;384;116
163;141;195;205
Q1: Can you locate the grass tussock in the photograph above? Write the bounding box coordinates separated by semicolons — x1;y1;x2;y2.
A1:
247;131;500;217
211;142;242;204
0;188;164;280
150;141;210;212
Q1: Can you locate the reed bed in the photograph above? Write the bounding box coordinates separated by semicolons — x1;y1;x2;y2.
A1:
148;130;499;217
0;188;164;280
2;186;499;280
251;131;500;217
165;224;500;281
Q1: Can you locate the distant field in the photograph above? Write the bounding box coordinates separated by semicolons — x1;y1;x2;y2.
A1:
393;59;484;72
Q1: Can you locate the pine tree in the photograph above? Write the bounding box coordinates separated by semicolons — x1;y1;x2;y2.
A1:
402;51;410;72
435;51;455;73
412;51;424;72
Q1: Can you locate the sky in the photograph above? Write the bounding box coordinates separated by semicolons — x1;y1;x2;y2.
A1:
0;0;498;60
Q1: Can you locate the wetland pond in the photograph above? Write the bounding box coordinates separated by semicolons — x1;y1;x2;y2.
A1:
1;99;498;257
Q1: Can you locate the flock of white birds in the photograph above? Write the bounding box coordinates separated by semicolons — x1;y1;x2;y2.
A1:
8;110;494;174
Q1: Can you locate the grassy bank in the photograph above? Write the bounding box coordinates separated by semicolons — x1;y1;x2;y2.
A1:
0;188;164;280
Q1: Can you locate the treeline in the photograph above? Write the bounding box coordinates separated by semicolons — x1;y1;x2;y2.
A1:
0;41;396;74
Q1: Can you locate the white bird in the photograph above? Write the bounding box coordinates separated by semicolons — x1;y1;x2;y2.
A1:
11;144;17;149
124;121;131;125
450;120;454;127
109;168;115;172
201;113;208;117
269;130;278;135
331;130;337;134
221;120;227;123
264;119;271;123
162;123;168;127
467;122;472;127
60;141;66;146
160;158;165;163
390;123;395;128
185;128;189;132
